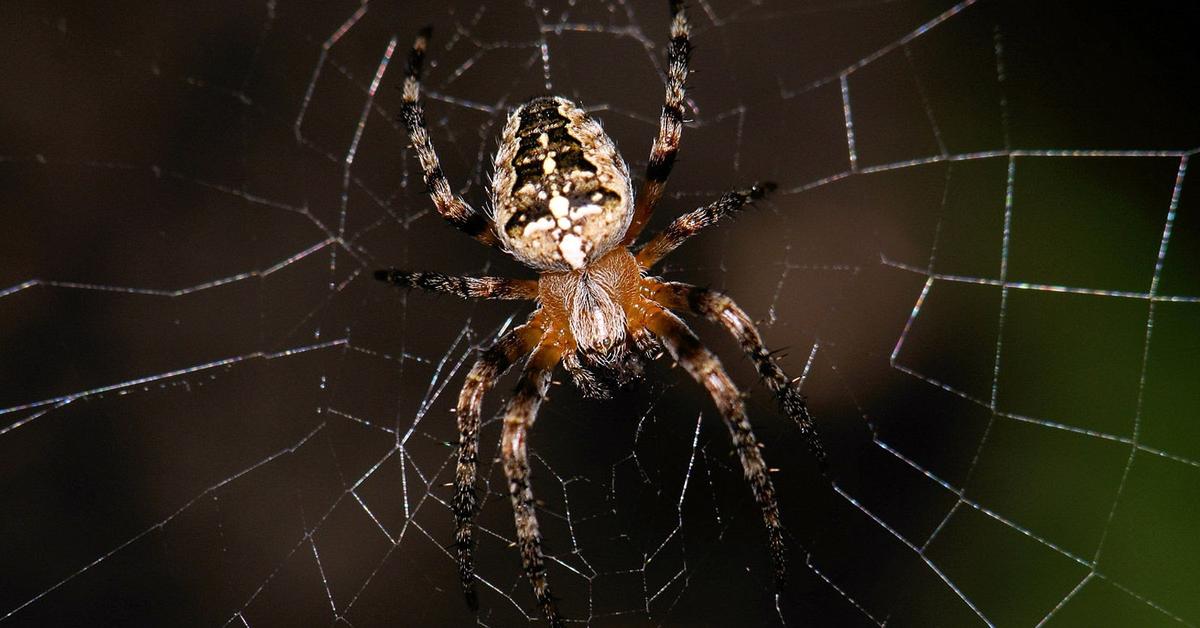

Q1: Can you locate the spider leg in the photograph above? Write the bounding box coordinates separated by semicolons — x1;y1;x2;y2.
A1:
635;182;775;269
500;343;565;626
648;281;828;472
454;321;544;609
400;27;498;246
374;269;538;300
645;307;789;589
622;0;691;245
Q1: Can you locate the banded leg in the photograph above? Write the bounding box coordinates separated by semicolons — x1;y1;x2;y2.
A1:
501;344;565;626
635;182;775;269
649;281;827;472
374;269;538;300
400;27;498;245
622;0;691;244
454;322;544;609
646;307;788;588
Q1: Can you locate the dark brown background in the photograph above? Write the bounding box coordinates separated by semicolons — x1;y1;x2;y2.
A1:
2;1;1198;626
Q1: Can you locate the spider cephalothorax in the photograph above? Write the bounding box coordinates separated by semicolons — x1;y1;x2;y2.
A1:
539;247;652;398
376;4;826;626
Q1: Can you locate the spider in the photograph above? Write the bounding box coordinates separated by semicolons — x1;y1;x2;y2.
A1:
375;2;826;624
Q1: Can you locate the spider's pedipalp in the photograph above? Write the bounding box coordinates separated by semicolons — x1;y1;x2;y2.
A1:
649;280;828;472
646;307;788;589
453;322;544;609
500;343;565;626
399;27;498;246
623;0;691;245
374;269;538;300
635;182;776;269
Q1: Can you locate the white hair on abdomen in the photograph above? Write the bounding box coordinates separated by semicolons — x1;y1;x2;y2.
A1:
558;234;587;269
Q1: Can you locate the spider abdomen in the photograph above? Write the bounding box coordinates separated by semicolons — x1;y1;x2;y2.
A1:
492;96;634;271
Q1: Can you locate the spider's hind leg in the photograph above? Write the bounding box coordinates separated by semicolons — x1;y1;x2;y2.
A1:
622;0;692;244
399;27;498;246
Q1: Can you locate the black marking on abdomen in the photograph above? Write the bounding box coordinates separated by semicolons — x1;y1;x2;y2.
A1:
504;211;532;238
511;97;596;190
516;97;567;132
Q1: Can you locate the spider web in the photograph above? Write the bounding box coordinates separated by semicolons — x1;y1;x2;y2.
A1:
2;0;1198;626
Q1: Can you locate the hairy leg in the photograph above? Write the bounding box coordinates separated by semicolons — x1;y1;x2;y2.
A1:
635;182;775;269
399;27;498;245
374;269;537;300
453;321;544;609
501;344;564;626
622;0;691;244
646;307;788;588
649;281;827;472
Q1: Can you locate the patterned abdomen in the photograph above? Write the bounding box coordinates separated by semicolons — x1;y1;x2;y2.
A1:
491;96;633;271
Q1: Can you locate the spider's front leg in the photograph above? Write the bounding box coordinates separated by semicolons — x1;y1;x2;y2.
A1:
500;343;565;626
452;321;544;609
648;281;827;471
645;307;789;589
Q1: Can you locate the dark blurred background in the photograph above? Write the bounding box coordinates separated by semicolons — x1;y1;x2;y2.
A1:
2;1;1198;626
